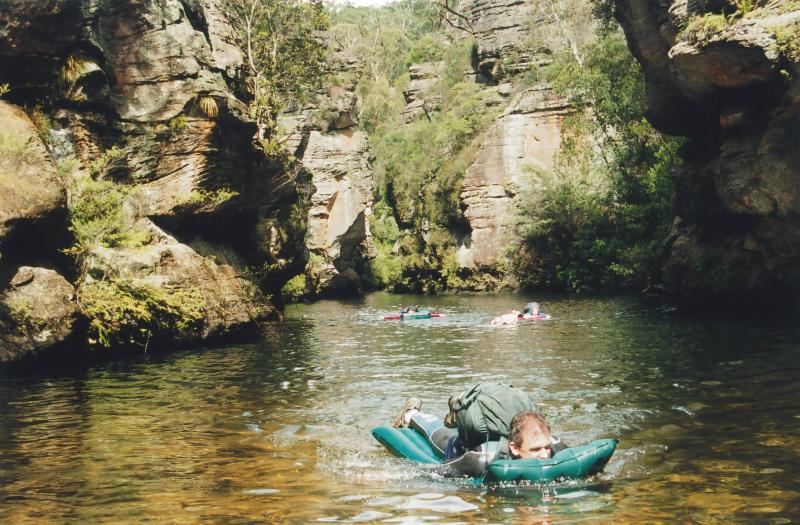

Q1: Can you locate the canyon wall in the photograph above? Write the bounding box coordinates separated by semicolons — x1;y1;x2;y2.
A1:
614;0;800;302
0;0;310;361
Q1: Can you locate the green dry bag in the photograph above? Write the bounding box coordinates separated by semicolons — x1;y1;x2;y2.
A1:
451;382;536;455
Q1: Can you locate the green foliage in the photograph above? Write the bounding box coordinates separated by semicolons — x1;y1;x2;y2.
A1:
195;96;219;118
87;145;126;178
27;103;51;143
330;0;438;81
226;0;330;134
180;188;239;210
168;114;188;133
259;137;286;158
326;0;679;294
280;273;308;301
313;102;340;130
407;34;447;65
681;14;728;45
330;3;492;292
69;171;150;256
356;77;405;134
514;30;682;293
287;200;308;235
442;39;477;88
362;201;402;288
57;55;97;101
56;155;80;182
79;279;205;349
589;0;616;30
372;80;498;231
0;83;9;97
772;22;800;62
733;0;756;17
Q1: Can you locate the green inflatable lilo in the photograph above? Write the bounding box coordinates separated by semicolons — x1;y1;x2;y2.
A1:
372;426;617;483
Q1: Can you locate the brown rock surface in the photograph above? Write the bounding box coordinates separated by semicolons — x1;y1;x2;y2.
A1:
0;0;309;353
84;220;263;341
458;0;543;79
0;102;66;250
302;130;374;295
279;54;375;296
0;267;79;363
615;0;800;302
460;86;570;268
402;62;444;122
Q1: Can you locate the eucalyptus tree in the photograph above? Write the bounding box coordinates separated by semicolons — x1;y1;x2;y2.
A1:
225;0;330;136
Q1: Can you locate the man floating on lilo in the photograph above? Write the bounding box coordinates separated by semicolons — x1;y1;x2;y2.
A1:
391;383;566;477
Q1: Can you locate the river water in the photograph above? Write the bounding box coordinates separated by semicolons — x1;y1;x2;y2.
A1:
1;293;799;523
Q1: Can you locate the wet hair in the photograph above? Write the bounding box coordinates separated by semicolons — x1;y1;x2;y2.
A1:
509;411;550;446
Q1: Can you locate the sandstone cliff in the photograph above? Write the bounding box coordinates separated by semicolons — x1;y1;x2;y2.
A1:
280;56;375;297
0;0;310;361
460;86;570;269
451;0;571;280
402;62;444;123
614;0;800;303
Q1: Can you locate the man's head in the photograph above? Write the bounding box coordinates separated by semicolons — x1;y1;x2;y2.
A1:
508;411;552;460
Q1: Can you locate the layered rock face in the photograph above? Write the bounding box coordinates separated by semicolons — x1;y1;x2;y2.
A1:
614;0;800;302
458;0;546;79
401;62;444;123
280;59;375;296
460;86;570;268
0;102;76;362
0;102;67;270
451;0;570;276
0;0;309;361
302;130;374;295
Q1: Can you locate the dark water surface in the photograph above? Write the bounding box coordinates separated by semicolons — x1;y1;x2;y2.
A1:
1;293;799;523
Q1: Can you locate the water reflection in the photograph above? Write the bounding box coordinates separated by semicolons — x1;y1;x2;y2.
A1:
0;293;798;523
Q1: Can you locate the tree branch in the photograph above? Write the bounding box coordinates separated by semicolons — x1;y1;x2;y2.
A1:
432;0;475;35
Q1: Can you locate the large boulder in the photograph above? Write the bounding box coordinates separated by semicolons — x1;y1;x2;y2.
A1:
0;267;79;363
82;220;267;345
614;0;800;303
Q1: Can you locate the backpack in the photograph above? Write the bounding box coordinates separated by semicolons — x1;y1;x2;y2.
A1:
450;382;536;456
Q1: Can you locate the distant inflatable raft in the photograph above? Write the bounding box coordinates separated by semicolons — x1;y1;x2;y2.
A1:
519;313;551;321
382;310;443;320
372;426;617;483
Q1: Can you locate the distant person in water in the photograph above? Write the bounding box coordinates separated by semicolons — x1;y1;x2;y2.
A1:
522;302;540;316
491;309;520;325
401;306;419;314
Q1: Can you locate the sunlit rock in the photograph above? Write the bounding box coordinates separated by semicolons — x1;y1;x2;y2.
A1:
459;86;570;268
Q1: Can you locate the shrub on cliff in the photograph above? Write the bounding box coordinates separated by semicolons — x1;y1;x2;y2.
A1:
513;32;682;293
68;172;149;257
80;279;205;349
